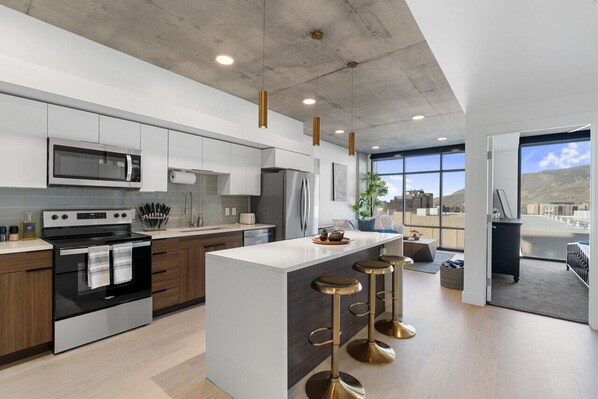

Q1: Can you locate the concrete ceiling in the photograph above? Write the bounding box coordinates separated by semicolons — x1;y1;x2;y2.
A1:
1;0;465;153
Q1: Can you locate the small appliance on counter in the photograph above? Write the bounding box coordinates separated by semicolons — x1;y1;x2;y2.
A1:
0;226;7;242
239;213;256;225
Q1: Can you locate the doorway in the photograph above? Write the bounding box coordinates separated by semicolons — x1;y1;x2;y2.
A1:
487;130;591;324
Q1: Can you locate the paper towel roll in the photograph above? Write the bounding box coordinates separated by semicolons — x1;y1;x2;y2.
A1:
169;170;196;185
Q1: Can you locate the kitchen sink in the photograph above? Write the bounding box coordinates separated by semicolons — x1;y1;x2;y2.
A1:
179;227;225;233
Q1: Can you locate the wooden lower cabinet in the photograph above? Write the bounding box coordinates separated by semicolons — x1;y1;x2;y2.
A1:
151;231;243;313
0;251;52;358
151;238;181;312
179;232;243;303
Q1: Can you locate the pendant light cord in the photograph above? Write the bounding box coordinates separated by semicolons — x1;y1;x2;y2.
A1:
262;0;266;90
315;38;319;116
351;67;354;131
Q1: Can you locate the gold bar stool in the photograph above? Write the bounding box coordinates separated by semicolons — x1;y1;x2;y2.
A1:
376;255;416;339
306;275;365;399
347;260;396;364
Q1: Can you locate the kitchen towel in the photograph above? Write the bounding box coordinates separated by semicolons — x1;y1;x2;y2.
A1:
112;242;133;284
87;245;111;289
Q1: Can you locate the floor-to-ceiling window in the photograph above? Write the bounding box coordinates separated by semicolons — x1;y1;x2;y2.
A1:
372;145;465;250
519;131;590;260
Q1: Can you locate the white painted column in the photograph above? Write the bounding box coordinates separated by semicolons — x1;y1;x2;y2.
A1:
589;113;598;330
462;120;488;306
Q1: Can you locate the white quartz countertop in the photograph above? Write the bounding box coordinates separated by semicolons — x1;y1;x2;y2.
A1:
206;230;402;273
0;239;54;255
137;223;275;240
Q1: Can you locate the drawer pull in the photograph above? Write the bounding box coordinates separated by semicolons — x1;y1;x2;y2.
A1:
152;288;168;294
26;266;52;273
153;251;168;256
152;269;168;275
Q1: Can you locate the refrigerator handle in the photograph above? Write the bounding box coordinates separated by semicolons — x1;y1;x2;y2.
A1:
305;177;311;233
299;178;305;234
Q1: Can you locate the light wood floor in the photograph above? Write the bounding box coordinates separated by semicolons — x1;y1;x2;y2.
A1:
1;269;597;399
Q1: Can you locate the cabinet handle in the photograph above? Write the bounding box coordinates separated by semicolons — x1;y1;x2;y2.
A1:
152;270;167;275
152;288;168;294
26;266;52;273
153;251;168;256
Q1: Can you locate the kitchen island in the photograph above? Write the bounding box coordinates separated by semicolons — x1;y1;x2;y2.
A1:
205;231;402;399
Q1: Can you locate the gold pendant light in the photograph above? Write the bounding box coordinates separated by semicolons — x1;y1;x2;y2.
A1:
258;0;268;129
348;61;358;156
312;30;323;146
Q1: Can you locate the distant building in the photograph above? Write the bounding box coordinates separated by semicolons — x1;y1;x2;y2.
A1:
527;203;541;215
406;189;433;210
543;202;580;216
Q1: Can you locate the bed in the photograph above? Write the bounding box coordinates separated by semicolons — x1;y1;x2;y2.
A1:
566;242;589;287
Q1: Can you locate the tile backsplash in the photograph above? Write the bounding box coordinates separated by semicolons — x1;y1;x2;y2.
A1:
0;175;249;234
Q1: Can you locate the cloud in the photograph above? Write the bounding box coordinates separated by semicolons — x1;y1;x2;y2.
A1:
538;143;590;170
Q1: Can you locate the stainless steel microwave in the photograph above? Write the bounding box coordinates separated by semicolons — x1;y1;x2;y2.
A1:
48;138;142;188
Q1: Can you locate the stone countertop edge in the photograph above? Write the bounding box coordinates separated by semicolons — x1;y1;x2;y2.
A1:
206;232;403;274
0;239;54;255
136;223;276;240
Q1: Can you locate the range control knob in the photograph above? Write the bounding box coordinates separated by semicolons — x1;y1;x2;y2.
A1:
61;214;69;220
51;214;59;220
121;213;128;218
114;213;120;218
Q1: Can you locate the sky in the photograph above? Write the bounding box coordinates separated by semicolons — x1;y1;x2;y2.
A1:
521;141;590;174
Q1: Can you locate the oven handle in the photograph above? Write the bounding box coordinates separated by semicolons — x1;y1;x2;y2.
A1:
58;240;151;256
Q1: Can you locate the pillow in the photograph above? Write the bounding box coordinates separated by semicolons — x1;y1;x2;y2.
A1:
332;219;356;230
357;218;375;232
374;215;395;231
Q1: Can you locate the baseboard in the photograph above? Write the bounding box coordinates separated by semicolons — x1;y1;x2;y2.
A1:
0;342;51;368
153;297;204;318
461;290;486;306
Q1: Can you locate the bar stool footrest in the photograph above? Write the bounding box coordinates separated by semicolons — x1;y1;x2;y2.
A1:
376;290;394;302
308;327;342;347
348;301;370;317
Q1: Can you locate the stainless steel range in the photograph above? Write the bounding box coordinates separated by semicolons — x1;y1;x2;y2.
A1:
42;209;152;354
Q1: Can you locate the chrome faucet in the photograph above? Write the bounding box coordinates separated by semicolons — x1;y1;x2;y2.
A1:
184;192;195;227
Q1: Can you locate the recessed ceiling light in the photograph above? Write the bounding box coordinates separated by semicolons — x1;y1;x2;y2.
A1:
335;129;345;134
215;54;234;65
412;115;425;120
371;145;380;150
437;136;448;141
303;98;316;105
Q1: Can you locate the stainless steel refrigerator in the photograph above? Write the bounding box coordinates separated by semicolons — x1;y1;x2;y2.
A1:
251;170;318;241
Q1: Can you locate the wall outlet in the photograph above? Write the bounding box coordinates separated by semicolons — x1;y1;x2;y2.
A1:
232;207;237;216
224;207;230;216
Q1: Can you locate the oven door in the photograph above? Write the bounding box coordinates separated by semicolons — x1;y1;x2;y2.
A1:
53;241;151;321
48;137;141;188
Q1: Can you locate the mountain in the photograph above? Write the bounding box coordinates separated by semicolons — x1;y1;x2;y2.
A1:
431;164;589;211
520;164;590;208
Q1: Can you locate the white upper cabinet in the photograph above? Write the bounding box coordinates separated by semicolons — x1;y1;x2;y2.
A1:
99;115;141;150
218;145;261;196
262;148;312;173
168;130;203;171
140;124;168;192
0;94;48;188
48;105;99;142
203;138;231;174
246;147;262;196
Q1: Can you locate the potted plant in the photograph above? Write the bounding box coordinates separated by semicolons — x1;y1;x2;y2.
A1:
352;172;389;219
409;229;422;241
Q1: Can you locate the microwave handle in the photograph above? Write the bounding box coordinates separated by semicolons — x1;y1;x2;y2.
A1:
125;154;133;182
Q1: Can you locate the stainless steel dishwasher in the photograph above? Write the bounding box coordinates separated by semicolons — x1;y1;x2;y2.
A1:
243;228;274;246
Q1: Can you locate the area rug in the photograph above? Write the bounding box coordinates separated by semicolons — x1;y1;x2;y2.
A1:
489;258;588;324
403;251;455;274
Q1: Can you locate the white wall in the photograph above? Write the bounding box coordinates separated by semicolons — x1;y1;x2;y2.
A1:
0;6;309;154
491;133;519;217
312;140;360;226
